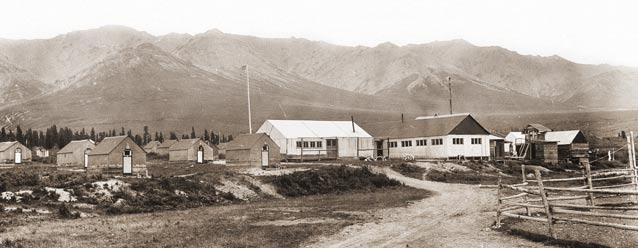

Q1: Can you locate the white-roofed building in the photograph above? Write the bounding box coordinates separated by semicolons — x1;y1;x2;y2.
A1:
256;120;374;160
545;130;589;163
504;131;526;155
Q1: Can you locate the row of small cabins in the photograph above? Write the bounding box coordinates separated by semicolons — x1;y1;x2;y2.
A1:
0;113;590;171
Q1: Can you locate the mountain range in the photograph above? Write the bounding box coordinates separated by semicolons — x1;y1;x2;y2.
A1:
0;25;636;133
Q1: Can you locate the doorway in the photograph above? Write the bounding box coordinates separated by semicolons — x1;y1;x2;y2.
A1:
197;145;204;164
261;144;269;167
14;148;22;164
326;139;338;159
123;149;132;175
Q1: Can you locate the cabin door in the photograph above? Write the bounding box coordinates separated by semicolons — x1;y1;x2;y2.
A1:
14;148;22;164
123;149;132;175
197;145;204;164
261;144;269;167
376;140;384;157
84;148;91;170
326;139;338;159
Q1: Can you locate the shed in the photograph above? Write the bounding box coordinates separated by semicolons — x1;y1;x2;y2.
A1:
226;133;281;167
87;136;146;174
524;124;552;141
0;141;31;164
545;130;589;163
143;141;161;154
489;135;505;161
256;120;374;161
168;139;217;162
157;139;178;155
363;113;491;160
57;139;96;167
32;146;50;158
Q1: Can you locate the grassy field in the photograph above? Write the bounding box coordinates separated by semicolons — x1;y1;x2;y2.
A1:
0;187;430;248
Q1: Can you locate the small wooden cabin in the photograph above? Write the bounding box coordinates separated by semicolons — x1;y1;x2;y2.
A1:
168;139;217;163
545;130;589;163
0;141;31;164
226;133;281;167
143;141;161;154
57;139;96;167
157;140;178;155
87;136;146;175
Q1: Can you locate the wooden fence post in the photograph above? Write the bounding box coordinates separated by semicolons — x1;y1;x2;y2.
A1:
535;169;557;239
584;161;595;206
521;164;526;183
495;176;503;228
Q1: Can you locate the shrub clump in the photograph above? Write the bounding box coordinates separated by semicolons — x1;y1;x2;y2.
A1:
58;203;80;219
270;165;402;197
391;163;426;180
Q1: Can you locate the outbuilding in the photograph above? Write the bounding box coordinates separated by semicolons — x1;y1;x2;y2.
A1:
168;139;217;163
87;136;146;175
363;113;492;160
143;141;161;154
157;140;178;155
545;130;589;163
0;141;31;164
226;133;281;167
256;120;374;161
57;139;96;167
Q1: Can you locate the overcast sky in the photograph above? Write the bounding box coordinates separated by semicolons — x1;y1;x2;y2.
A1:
2;0;637;67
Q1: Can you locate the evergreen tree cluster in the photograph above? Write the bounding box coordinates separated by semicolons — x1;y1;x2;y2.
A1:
0;125;234;150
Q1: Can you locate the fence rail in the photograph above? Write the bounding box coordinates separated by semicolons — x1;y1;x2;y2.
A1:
496;164;638;239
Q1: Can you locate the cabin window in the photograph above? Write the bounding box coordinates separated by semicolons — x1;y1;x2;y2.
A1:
389;141;398;148
401;140;412;147
471;138;482;145
453;138;464;145
303;142;309;148
124;150;131;156
296;141;302;148
432;139;443;145
310;141;316;148
416;139;427;146
317;141;322;148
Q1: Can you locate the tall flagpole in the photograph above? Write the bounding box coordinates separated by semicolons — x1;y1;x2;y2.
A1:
447;76;453;115
245;65;253;134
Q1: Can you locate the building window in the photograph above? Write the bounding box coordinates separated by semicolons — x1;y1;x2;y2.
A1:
432;139;443;145
303;142;309;148
310;141;316;148
453;138;464;145
416;139;427;146
389;141;398;148
296;141;302;148
401;140;412;147
471;138;482;145
317;141;322;148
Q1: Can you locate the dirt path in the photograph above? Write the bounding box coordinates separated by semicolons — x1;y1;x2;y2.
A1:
306;167;545;248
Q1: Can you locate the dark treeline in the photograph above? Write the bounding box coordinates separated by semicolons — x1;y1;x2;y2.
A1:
0;125;234;150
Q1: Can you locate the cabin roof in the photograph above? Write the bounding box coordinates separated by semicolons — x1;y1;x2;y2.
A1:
259;120;372;138
363;114;489;139
545;130;586;145
0;141;19;152
58;139;96;154
90;136;132;155
168;139;203;151
227;133;270;150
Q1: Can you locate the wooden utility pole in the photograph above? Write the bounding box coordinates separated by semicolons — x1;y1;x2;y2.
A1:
447;76;453;115
244;65;253;134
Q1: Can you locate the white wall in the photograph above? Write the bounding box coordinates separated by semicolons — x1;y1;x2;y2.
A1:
386;135;490;159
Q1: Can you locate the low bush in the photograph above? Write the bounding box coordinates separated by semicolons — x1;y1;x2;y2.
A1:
58;203;80;219
269;165;402;197
391;163;426;180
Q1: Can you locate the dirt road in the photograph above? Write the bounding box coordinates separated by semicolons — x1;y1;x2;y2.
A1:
306;167;544;248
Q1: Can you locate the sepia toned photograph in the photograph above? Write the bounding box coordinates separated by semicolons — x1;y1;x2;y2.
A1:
1;0;638;247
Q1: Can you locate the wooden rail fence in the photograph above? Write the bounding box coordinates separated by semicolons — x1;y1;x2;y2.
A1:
495;164;638;239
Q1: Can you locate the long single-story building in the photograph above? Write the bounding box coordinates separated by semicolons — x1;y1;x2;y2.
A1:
363;113;492;160
0;141;31;164
157;139;178;155
143;141;161;154
57;139;96;167
256;120;374;160
226;133;281;167
168;139;217;163
87;136;146;175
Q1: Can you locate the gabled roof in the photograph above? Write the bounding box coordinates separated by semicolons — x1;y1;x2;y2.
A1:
90;136;136;155
363;114;489;139
0;141;19;152
545;130;587;145
143;140;161;149
168;139;202;151
227;133;270;151
58;139;96;154
526;124;552;133
258;120;372;138
158;139;178;149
